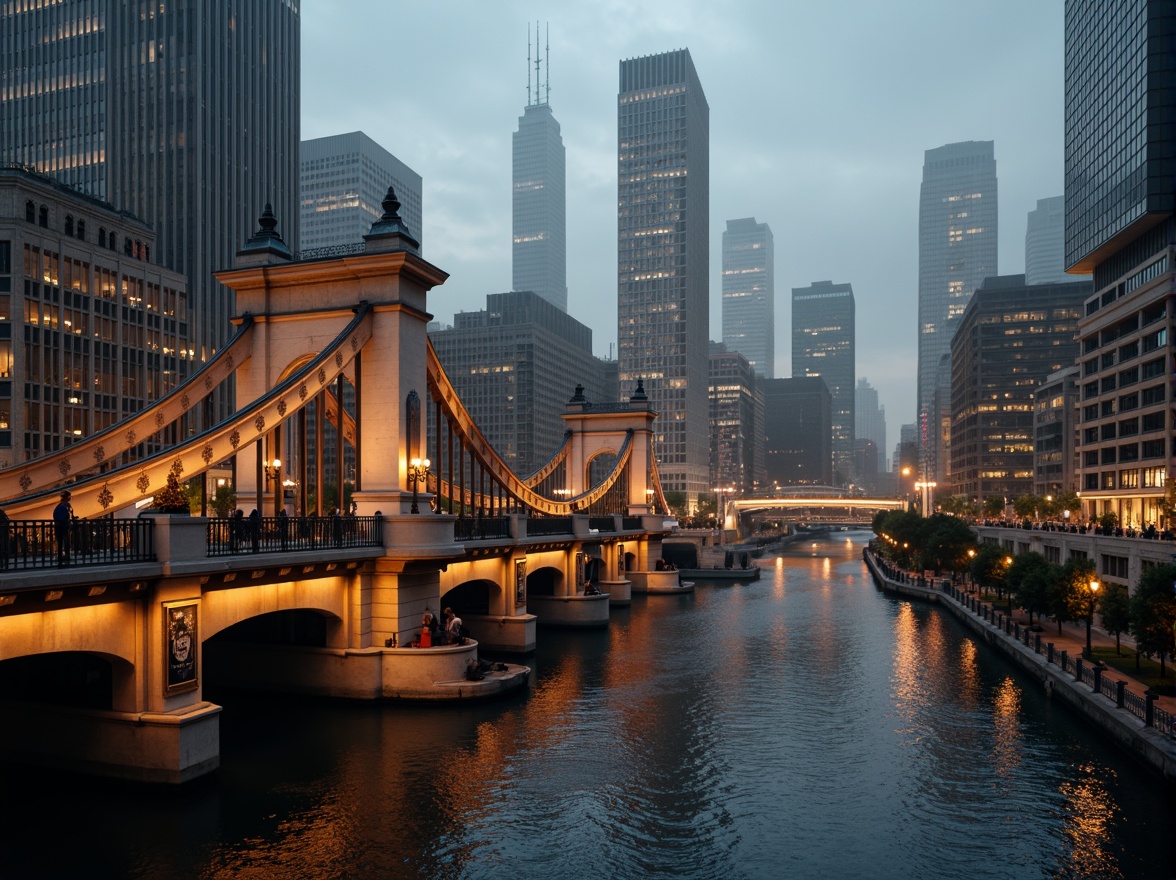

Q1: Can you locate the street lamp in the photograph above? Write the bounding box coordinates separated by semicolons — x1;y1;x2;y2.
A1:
264;457;282;483
407;457;431;514
1085;579;1100;658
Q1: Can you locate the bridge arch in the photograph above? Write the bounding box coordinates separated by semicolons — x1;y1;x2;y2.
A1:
526;564;567;597
441;579;497;618
200;577;350;646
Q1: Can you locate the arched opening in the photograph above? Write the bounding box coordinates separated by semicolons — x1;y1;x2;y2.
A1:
526;565;563;597
25;200;35;223
0;651;116;710
441;579;495;617
587;450;618;488
38;205;48;228
63;215;73;236
206;609;329;648
76;219;85;241
98;227;106;247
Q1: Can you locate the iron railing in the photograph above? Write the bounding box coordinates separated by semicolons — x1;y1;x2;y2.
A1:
453;516;511;542
526;516;574;537
206;515;381;557
0;518;155;570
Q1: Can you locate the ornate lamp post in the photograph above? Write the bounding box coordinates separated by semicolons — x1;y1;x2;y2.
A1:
408;457;431;514
1085;579;1100;658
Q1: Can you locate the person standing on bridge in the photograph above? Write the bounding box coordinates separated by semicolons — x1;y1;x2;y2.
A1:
54;491;74;566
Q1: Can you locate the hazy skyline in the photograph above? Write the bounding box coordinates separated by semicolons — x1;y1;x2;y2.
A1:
301;1;1067;434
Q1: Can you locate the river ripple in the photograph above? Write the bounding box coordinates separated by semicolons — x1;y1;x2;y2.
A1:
0;531;1172;879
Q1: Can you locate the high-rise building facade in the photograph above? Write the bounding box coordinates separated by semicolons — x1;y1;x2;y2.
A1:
1033;366;1081;499
762;377;832;488
513;37;566;312
917;141;998;484
708;342;764;495
855;377;887;473
949;274;1089;504
300;132;422;254
721;217;774;378
428;291;610;476
617;49;710;503
1026;196;1082;285
1066;0;1176;529
792;280;855;483
1;0;300;391
0;167;191;467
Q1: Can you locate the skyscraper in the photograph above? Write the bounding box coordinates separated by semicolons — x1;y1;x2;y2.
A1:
792;280;855;483
1025;196;1075;285
762;377;832;488
708;342;764;495
1;0;300;390
513;29;566;311
617;49;710;502
917;141;998;484
855;378;887;473
1066;0;1176;529
948;274;1089;504
721;217;775;378
300;132;422;254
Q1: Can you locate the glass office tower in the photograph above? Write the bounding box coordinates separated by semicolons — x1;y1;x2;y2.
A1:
617;49;710;502
1;0;300;406
721;217;774;378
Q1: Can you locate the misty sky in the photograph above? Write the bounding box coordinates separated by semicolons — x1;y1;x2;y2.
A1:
300;0;1067;439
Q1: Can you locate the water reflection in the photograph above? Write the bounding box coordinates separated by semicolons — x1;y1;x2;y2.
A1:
0;531;1172;879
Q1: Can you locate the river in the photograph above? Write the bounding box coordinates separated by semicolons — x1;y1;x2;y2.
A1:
1;530;1173;879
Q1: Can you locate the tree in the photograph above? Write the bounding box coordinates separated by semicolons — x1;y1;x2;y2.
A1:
982;496;1006;520
152;470;191;513
1050;558;1096;636
1006;552;1055;624
1130;563;1176;677
1099;582;1131;656
971;544;1008;596
921;514;975;577
940;495;976;519
212;485;237;518
1013;494;1040;521
1156;481;1176;531
1097;510;1119;534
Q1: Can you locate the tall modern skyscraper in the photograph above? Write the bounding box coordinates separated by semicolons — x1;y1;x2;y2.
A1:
762;377;832;487
300;132;422;254
513;29;566;311
721;217;774;378
617;49;710;502
792;281;855;483
1;0;300;389
917;140;998;484
1066;0;1176;529
855;378;887;473
1025;196;1073;285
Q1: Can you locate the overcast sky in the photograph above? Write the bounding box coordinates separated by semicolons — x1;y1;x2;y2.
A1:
301;0;1067;439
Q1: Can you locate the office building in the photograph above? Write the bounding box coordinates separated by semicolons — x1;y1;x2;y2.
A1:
1026;196;1087;285
708;342;764;495
855;377;887;484
762;377;832;487
721;218;774;377
512;32;566;311
1;0;299;407
429;290;610;475
0;167;191;467
949;274;1089;505
792;280;855;483
301;132;422;254
1034;366;1081;499
917;141;998;484
1066;0;1176;530
617;49;710;503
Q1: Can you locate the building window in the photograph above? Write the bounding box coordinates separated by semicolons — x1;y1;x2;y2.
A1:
76;220;85;241
1141;438;1165;459
1120;469;1139;488
1142;467;1166;488
1141;384;1165;406
1141;411;1165;432
38;205;48;228
25;200;35;223
98;228;106;248
1100;555;1128;579
64;215;73;237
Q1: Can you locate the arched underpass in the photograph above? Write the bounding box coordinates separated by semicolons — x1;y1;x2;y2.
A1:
0;652;117;710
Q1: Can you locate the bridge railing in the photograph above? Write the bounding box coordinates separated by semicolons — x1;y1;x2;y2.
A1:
206;515;382;557
453;516;512;542
1;518;155;570
525;516;574;537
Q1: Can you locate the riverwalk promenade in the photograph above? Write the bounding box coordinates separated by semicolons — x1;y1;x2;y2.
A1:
862;548;1176;784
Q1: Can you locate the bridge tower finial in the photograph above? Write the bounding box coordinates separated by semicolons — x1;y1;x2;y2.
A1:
236;202;292;264
365;186;420;254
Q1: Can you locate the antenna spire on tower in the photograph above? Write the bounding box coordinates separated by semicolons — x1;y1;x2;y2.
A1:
545;22;550;105
526;24;532;106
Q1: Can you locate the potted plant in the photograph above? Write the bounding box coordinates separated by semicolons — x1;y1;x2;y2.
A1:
152;471;192;514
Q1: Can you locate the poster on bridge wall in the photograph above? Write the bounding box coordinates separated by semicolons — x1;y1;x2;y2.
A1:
163;600;199;696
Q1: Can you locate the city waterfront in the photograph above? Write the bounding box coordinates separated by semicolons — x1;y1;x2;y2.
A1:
1;531;1173;879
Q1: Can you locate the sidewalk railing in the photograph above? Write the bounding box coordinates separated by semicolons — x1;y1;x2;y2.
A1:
0;518;155;570
867;547;1173;739
206;515;381;557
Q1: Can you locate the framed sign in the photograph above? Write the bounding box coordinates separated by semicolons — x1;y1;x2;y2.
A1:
163;601;198;696
618;544;625;576
515;558;527;603
576;551;586;588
